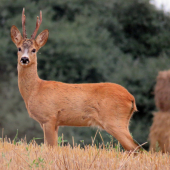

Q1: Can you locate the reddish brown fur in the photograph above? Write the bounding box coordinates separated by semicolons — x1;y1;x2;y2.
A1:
10;10;139;151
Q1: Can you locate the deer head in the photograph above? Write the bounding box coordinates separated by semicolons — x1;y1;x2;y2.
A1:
11;8;49;67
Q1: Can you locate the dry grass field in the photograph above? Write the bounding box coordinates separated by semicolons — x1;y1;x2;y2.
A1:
0;137;170;170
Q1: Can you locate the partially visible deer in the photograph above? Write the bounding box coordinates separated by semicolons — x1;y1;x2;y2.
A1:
10;9;139;151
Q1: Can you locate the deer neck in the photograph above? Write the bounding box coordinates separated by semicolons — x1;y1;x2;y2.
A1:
17;62;40;102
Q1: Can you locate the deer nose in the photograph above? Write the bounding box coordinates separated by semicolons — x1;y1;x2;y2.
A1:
20;57;29;64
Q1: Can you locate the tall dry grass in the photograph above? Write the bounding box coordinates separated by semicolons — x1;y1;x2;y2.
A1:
0;138;169;170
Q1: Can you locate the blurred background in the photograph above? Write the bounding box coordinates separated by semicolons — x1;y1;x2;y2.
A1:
0;0;170;150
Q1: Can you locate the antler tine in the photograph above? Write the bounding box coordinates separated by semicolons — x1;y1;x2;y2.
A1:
31;11;42;39
22;8;27;39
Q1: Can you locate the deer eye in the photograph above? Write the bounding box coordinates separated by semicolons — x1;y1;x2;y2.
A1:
32;49;36;53
18;47;21;51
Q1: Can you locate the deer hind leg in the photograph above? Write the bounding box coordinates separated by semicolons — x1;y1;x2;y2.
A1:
91;113;138;151
103;105;139;151
105;125;138;151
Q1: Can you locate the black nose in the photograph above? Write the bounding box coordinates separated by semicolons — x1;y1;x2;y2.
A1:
20;57;29;64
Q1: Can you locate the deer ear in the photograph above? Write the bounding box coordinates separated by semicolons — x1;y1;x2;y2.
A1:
11;25;22;46
35;29;49;49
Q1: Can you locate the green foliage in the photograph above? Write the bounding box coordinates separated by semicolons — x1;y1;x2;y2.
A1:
13;129;18;145
58;135;68;146
155;141;160;152
0;0;170;150
103;0;170;58
31;157;45;168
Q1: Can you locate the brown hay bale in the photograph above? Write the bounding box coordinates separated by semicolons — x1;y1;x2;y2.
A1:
155;70;170;112
149;111;170;153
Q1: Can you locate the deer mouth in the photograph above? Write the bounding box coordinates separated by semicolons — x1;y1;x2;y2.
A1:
20;57;30;65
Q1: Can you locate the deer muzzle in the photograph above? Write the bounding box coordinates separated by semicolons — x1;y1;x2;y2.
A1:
20;57;29;65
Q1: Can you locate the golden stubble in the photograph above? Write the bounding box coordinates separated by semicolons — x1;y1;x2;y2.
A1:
0;139;169;170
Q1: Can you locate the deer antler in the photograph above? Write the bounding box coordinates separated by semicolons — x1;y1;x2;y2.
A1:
22;8;27;39
31;11;42;39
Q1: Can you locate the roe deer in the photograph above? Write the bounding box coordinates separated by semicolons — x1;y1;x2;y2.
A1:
10;9;139;151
